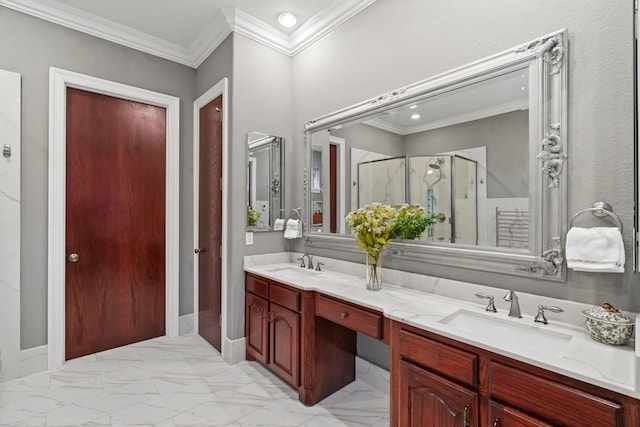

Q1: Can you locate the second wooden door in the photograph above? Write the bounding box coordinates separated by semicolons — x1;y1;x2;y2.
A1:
197;95;223;351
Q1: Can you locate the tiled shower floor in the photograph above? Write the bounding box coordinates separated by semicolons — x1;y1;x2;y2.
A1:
0;335;390;426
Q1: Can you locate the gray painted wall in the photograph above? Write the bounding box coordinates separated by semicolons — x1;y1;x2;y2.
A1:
291;0;638;317
0;8;196;349
227;34;292;339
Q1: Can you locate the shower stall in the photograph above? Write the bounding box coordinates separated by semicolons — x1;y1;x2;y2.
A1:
358;154;477;244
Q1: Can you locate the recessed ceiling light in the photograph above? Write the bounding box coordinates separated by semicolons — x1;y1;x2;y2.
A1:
278;12;297;28
411;113;421;120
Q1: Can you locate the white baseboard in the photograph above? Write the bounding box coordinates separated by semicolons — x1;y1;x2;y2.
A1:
179;313;195;335
223;337;246;365
20;345;48;378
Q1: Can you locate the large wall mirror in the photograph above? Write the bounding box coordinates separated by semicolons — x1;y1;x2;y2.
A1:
247;131;284;231
304;30;568;281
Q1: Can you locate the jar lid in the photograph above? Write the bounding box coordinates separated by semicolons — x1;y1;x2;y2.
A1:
581;302;635;324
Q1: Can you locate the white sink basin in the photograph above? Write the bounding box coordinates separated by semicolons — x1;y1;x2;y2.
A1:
439;310;573;358
263;266;321;280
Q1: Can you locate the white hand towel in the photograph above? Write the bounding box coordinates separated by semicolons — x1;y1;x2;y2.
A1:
273;218;285;231
284;219;302;239
565;227;625;273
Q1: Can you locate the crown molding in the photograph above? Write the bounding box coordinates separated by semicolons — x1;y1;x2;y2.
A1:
1;0;376;68
287;0;376;56
0;0;195;67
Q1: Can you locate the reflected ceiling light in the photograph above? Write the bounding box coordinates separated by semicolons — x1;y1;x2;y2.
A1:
411;113;421;120
409;105;418;109
278;12;297;27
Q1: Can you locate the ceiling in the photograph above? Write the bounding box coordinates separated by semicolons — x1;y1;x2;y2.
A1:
0;0;375;67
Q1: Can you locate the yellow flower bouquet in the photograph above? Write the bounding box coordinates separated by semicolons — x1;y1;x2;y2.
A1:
346;203;436;290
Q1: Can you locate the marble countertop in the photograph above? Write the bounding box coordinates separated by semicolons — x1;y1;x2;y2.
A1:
244;252;639;400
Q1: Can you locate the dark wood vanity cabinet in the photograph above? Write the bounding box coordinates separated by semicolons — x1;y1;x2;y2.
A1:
391;321;640;427
245;273;302;388
245;273;387;406
246;272;639;423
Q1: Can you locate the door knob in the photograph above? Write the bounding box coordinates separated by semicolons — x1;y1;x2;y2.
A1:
194;248;204;254
68;253;79;263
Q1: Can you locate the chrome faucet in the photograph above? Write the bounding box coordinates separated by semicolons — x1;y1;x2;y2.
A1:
296;253;314;270
503;290;522;318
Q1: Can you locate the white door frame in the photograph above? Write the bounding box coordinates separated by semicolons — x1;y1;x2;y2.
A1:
48;67;180;370
192;78;230;359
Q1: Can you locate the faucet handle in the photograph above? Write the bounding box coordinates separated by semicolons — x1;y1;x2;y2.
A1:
315;262;324;271
475;293;497;312
296;254;305;268
534;304;563;324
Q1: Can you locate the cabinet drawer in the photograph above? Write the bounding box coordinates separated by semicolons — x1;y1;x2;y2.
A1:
488;400;553;426
316;295;382;339
270;283;300;312
398;329;477;387
490;362;622;426
246;274;268;299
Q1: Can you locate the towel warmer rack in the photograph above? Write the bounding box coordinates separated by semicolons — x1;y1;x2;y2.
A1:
495;208;529;248
569;202;622;231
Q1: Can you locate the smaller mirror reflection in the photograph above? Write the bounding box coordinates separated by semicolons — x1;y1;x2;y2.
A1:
247;132;284;232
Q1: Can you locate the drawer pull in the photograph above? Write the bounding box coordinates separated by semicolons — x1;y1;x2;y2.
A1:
492;419;499;427
463;404;469;427
340;312;348;319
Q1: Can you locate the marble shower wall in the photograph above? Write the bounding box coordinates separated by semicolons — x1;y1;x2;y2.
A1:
358;157;405;207
0;69;21;382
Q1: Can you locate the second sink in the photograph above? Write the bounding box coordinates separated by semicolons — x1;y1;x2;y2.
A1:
439;310;573;358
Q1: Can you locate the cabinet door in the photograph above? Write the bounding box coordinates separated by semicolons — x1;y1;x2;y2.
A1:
269;302;300;388
246;292;268;365
399;361;478;427
488;400;552;427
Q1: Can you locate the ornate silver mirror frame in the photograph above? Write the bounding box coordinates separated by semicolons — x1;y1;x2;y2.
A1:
303;29;568;281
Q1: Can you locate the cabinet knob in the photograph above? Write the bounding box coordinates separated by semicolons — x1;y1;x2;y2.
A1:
340;312;348;319
68;253;79;263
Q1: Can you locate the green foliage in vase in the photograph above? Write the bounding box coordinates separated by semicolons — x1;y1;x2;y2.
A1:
389;204;438;240
247;207;261;227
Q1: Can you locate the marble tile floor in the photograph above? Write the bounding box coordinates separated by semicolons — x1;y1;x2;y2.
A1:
0;335;390;427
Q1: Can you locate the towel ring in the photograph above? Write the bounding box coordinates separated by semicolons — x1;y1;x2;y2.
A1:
569;202;623;231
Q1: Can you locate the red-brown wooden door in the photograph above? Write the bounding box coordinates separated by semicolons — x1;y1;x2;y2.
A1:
197;95;223;351
65;88;166;361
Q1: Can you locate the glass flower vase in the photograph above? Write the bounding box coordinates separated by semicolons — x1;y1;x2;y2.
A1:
365;253;382;291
